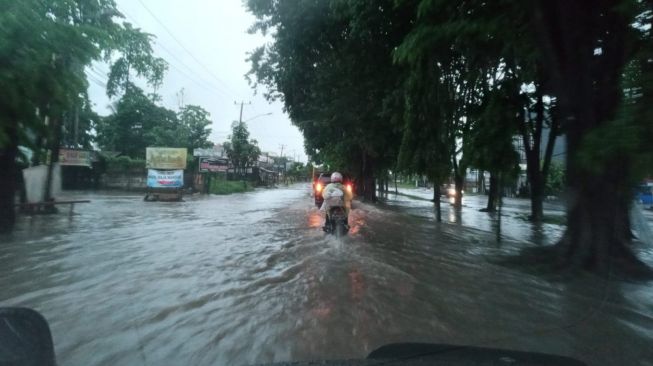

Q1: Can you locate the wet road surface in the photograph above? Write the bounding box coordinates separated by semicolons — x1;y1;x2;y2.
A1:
1;185;652;365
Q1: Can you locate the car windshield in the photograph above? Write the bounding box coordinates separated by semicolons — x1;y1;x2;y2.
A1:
1;1;652;366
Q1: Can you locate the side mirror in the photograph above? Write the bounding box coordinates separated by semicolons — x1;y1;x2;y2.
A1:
0;307;57;366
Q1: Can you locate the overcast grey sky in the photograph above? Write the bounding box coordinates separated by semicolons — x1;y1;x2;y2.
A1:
86;0;307;162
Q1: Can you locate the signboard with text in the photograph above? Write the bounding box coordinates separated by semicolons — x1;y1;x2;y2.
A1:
193;147;224;158
59;149;91;167
199;157;230;172
147;169;183;188
146;147;187;169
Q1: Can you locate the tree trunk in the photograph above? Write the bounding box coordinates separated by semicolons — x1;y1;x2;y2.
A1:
45;116;62;202
394;173;398;194
453;171;464;207
530;173;544;221
563;158;639;273
532;0;650;276
477;169;484;194
0;133;18;233
361;153;376;202
365;175;376;202
485;173;498;212
434;184;441;222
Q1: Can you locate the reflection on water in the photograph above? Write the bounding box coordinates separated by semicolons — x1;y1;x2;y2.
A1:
0;185;651;366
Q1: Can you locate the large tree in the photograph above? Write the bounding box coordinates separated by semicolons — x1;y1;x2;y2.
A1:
517;82;560;221
466;86;520;213
397;56;451;221
178;105;213;150
246;0;412;201
223;121;261;177
0;0;165;233
531;0;653;275
96;85;174;158
96;87;213;157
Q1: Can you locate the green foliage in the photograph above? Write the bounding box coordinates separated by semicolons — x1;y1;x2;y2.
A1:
395;0;533;189
106;23;167;98
545;162;565;196
577;26;653;183
287;161;307;180
209;178;252;195
396;59;451;184
60;92;99;149
104;155;145;173
223;121;261;175
465;87;520;181
178;105;213;150
95;85;212;158
247;0;653;214
0;0;167;151
246;0;413;183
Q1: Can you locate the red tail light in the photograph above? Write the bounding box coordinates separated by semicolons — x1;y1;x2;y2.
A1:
346;184;352;193
316;182;323;192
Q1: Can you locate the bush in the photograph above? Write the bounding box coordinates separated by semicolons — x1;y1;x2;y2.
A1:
105;156;146;173
545;162;565;196
209;179;252;195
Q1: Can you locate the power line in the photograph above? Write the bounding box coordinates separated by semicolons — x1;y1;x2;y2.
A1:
134;0;237;97
88;67;108;82
152;40;231;98
120;9;232;99
87;74;107;89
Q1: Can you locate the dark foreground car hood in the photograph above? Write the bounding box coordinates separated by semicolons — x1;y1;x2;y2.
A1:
256;343;586;366
1;308;585;366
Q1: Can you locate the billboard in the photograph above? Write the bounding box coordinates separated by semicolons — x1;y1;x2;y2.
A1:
147;169;184;188
199;157;230;172
193;147;224;158
59;149;91;167
146;147;187;169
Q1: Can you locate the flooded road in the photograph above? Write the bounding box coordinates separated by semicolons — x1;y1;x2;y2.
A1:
1;185;652;366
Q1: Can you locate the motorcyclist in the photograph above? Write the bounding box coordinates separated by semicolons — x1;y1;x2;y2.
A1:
320;172;353;231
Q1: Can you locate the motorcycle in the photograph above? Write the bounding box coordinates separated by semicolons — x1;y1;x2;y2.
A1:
321;192;349;237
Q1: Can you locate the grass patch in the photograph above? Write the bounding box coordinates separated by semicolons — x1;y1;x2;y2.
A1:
209;180;253;195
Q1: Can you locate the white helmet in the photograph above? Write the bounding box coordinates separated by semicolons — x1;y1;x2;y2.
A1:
330;172;343;183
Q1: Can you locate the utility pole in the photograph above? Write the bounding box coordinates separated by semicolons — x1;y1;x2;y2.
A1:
234;101;251;123
279;144;286;180
177;88;186;109
279;144;286;160
73;105;79;148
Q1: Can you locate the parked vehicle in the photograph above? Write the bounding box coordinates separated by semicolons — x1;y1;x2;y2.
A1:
636;184;653;206
313;172;354;207
312;172;332;207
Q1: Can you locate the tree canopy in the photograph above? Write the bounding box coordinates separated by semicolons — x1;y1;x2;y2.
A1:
247;0;413;200
223;121;261;176
95;86;213;158
247;0;653;275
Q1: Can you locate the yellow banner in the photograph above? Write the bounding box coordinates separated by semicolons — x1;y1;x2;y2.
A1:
146;147;187;169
